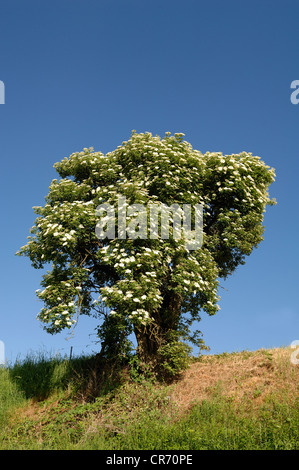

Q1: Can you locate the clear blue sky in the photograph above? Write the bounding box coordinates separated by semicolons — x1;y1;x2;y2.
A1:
1;0;298;363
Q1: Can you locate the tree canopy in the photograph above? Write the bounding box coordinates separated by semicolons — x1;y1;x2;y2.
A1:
18;131;276;375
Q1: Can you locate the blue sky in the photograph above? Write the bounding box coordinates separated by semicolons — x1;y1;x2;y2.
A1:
0;0;298;363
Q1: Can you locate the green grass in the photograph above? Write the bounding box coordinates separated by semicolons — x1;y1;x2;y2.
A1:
0;348;298;450
0;367;26;425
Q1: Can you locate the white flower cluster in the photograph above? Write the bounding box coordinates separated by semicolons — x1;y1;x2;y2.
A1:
37;303;77;332
128;309;150;325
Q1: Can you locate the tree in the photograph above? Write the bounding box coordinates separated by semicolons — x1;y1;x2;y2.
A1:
17;131;276;375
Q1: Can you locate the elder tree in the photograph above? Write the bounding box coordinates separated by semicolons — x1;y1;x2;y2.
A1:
17;131;276;373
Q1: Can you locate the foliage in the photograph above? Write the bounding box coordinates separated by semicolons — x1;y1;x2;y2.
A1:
158;339;192;378
17;131;276;371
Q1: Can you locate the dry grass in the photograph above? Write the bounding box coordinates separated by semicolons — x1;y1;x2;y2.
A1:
169;347;299;413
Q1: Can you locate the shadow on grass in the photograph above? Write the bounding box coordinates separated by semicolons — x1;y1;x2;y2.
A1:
8;352;127;401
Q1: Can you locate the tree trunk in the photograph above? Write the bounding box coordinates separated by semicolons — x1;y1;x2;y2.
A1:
134;291;182;366
134;323;162;365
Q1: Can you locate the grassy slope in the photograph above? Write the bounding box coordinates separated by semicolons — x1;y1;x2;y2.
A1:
0;347;298;450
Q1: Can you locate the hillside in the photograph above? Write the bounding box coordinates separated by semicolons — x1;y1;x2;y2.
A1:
171;347;298;411
0;347;298;450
